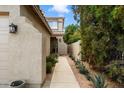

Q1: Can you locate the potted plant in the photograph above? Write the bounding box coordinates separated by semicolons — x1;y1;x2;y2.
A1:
10;80;26;88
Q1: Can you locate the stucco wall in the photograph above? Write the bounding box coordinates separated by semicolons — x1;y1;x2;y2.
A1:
20;6;51;82
57;36;67;55
0;5;51;87
9;17;42;87
0;5;21;86
68;40;81;61
0;5;20;22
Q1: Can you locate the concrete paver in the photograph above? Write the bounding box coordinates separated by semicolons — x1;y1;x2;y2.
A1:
50;56;80;88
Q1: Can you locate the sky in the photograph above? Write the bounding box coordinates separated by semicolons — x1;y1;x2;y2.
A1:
40;5;77;28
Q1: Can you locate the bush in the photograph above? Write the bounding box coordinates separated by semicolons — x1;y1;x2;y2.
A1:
46;54;58;73
106;62;124;84
72;5;124;86
63;24;80;44
117;75;124;84
107;64;119;80
50;53;58;59
46;55;58;67
46;62;53;73
90;74;107;88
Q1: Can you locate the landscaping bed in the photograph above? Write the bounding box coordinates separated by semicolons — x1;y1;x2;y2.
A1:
82;62;121;88
67;56;123;88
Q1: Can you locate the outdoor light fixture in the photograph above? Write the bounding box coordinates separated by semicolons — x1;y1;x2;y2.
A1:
9;23;17;33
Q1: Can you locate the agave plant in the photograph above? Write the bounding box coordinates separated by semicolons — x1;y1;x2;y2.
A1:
75;59;81;68
75;59;80;65
79;63;89;75
90;74;107;88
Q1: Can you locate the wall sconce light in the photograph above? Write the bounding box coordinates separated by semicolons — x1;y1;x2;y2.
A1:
9;23;17;33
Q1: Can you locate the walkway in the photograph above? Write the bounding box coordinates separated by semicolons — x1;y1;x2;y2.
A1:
50;56;80;88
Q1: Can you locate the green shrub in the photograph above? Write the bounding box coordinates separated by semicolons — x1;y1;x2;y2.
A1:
106;63;124;83
46;55;58;67
63;24;80;44
106;63;124;84
46;62;53;73
72;6;124;81
90;74;107;88
107;64;119;80
46;54;58;73
117;68;124;84
117;75;124;84
50;53;58;59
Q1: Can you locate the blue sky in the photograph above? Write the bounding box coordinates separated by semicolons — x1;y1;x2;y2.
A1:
40;5;77;28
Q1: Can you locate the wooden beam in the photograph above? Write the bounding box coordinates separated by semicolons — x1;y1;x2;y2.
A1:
0;12;9;16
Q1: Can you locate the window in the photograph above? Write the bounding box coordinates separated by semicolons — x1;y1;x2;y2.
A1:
48;21;57;29
58;22;63;31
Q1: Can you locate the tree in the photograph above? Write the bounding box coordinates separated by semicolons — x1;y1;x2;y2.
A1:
71;5;124;85
63;24;80;44
72;5;124;65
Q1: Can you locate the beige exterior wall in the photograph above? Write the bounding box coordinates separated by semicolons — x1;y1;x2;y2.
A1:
0;5;20;22
0;5;21;86
57;36;67;55
46;17;67;55
0;5;51;87
9;17;42;87
68;40;81;60
20;6;51;84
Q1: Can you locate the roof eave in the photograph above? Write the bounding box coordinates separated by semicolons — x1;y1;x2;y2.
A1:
32;5;53;35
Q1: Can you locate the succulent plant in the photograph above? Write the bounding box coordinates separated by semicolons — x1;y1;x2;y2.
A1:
75;59;81;68
90;74;107;88
75;59;80;65
79;63;89;75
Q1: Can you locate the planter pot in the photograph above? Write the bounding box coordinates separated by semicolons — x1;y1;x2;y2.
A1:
10;80;26;88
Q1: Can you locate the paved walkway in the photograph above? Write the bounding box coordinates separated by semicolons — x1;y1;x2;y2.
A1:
50;56;80;88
